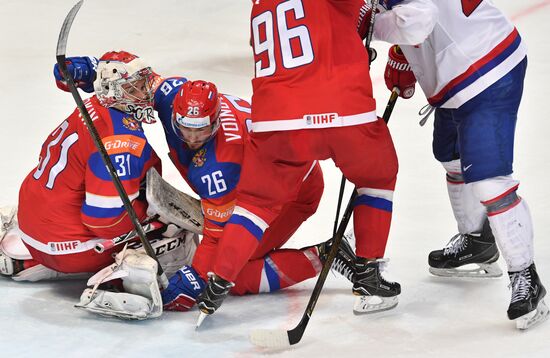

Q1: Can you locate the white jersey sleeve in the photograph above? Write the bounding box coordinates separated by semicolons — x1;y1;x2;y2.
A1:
373;0;438;45
374;0;527;109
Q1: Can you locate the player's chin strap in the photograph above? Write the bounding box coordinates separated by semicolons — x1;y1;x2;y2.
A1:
75;246;163;320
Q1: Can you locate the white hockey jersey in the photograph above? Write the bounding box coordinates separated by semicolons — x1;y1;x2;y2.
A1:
374;0;527;108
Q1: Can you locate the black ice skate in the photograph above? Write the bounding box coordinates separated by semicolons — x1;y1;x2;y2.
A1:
196;274;234;327
316;233;356;283
0;250;25;277
507;263;549;330
352;258;401;314
428;220;502;278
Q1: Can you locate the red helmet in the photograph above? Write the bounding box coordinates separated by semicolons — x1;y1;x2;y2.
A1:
172;80;221;145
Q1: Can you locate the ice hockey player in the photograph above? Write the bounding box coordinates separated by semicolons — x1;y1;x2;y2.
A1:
49;55;358;319
155;79;361;315
371;0;548;329
0;51;196;286
196;0;401;320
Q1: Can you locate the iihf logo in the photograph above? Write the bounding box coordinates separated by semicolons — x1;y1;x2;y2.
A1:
304;113;337;126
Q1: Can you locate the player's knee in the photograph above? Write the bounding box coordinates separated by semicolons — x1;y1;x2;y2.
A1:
471;176;521;214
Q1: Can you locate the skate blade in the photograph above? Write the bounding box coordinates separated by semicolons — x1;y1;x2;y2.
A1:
516;300;550;330
196;311;208;329
353;295;398;315
429;262;502;278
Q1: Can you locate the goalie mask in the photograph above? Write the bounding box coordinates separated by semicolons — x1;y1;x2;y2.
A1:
93;51;156;123
172;80;221;150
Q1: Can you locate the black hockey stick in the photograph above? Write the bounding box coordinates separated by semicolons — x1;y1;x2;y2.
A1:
55;0;168;288
384;87;400;121
93;215;162;253
331;0;379;236
332;176;346;236
250;89;398;348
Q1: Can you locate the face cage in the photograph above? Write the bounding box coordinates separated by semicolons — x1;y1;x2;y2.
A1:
171;114;221;148
97;68;156;122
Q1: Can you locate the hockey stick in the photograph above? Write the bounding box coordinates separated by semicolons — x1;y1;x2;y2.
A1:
384;87;400;121
93;216;163;253
250;91;399;349
332;177;346;236
56;0;168;288
331;0;379;236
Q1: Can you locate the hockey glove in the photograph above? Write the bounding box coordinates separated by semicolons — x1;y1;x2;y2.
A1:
384;45;416;99
53;56;98;93
162;265;206;311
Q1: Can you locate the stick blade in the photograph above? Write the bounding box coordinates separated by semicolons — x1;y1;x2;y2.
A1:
249;329;291;348
56;0;84;56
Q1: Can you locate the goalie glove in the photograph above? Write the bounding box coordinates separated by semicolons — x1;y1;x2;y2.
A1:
53;56;98;93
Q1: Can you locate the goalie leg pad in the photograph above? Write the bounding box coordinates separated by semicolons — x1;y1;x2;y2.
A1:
76;289;155;320
12;264;89;282
126;231;198;278
76;249;163;320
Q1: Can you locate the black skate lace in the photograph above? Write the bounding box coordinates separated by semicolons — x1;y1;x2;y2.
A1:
509;269;532;303
443;233;468;256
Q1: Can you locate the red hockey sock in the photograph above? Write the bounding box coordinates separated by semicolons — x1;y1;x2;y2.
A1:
231;247;322;295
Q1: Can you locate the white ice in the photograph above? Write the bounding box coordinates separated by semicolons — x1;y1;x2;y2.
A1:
1;1;549;357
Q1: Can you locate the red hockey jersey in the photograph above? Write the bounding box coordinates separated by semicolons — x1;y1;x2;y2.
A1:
249;0;377;132
18;96;160;265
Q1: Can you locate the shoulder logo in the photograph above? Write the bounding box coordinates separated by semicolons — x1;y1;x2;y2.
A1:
192;148;207;168
122;116;141;131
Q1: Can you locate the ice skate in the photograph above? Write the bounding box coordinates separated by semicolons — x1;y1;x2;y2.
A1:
316;232;356;283
352;258;400;314
428;221;502;278
0;250;25;277
507;263;549;330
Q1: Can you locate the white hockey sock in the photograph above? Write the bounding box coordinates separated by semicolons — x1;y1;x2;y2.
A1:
487;199;534;272
442;160;486;234
472;176;534;272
